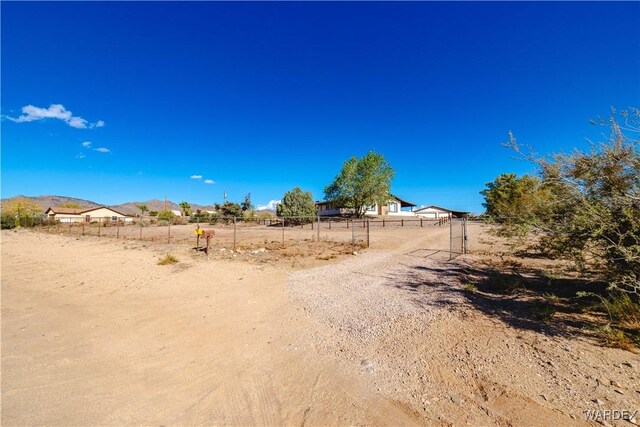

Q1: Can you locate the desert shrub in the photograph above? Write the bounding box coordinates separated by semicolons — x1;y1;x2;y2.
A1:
243;210;256;223
483;108;640;296
157;210;177;224
1;214;16;229
158;254;178;265
156;219;170;227
149;211;158;217
597;325;636;351
208;212;220;224
462;283;477;292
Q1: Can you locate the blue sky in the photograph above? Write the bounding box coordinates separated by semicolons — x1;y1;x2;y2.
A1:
2;2;639;213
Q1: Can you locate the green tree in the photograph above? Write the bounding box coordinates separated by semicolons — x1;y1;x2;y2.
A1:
480;173;545;236
137;204;148;217
218;201;243;219
277;187;316;224
179;201;191;216
324;150;395;218
3;198;43;217
241;193;253;212
2;198;43;228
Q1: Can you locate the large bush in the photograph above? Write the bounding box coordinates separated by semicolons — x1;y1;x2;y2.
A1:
157;210;177;224
276;187;316;224
483;108;639;295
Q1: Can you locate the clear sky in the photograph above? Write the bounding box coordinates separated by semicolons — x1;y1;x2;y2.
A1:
2;2;639;213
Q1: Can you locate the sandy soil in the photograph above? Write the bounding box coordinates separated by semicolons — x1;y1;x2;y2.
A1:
2;224;639;426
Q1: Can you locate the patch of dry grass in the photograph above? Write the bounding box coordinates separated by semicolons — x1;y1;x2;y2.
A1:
158;254;178;265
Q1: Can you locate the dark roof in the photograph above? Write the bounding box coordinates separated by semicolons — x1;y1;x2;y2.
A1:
389;194;416;208
46;206;131;216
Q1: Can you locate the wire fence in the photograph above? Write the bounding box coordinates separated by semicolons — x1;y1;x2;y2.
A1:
6;214;470;259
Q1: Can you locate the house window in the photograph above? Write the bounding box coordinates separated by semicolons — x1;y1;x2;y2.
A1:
388;203;398;213
112;216;117;221
366;204;376;212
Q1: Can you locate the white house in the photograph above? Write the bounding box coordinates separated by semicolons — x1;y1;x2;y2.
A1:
317;195;417;217
171;210;183;217
414;205;468;219
45;206;134;223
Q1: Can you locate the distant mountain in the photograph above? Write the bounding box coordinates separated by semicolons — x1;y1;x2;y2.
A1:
0;195;101;212
0;195;219;216
111;199;181;215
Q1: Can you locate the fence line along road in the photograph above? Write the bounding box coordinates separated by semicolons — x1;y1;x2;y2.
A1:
12;214;467;257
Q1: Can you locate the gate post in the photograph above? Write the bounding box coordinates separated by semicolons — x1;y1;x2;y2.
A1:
366;219;370;248
449;217;453;260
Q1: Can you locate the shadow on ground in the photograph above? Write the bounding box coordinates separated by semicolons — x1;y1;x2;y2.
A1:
390;258;609;341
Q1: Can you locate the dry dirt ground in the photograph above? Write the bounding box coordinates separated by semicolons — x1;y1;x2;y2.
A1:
1;224;639;426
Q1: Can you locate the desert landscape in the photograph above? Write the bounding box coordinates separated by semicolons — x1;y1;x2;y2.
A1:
2;224;638;426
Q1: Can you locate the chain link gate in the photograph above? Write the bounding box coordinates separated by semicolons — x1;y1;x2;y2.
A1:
350;218;370;248
449;218;468;259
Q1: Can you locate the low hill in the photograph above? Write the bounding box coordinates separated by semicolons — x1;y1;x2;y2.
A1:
0;195;101;212
1;195;219;216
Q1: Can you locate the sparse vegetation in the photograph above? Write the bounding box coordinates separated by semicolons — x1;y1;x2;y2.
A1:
462;283;477;293
481;108;640;347
158;254;178;265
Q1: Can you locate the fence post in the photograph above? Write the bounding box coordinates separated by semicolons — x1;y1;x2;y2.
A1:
168;223;171;244
116;220;120;239
317;215;320;241
98;219;101;237
140;221;142;240
401;218;404;227
449;217;453;260
328;219;331;229
82;221;85;235
366;219;370;248
463;218;468;254
351;219;355;246
420;218;423;227
282;216;285;245
233;216;237;251
383;219;385;227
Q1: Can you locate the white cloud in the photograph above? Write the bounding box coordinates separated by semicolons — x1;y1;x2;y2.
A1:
81;141;92;148
190;174;203;179
76;153;86;159
257;200;281;210
204;179;215;184
94;147;111;153
5;104;103;129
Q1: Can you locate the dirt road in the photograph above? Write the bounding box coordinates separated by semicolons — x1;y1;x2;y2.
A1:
2;226;638;425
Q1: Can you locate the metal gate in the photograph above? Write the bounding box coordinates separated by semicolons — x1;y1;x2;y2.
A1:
351;219;370;248
449;218;468;259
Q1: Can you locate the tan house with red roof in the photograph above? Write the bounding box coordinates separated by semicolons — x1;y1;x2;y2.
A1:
44;206;133;223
